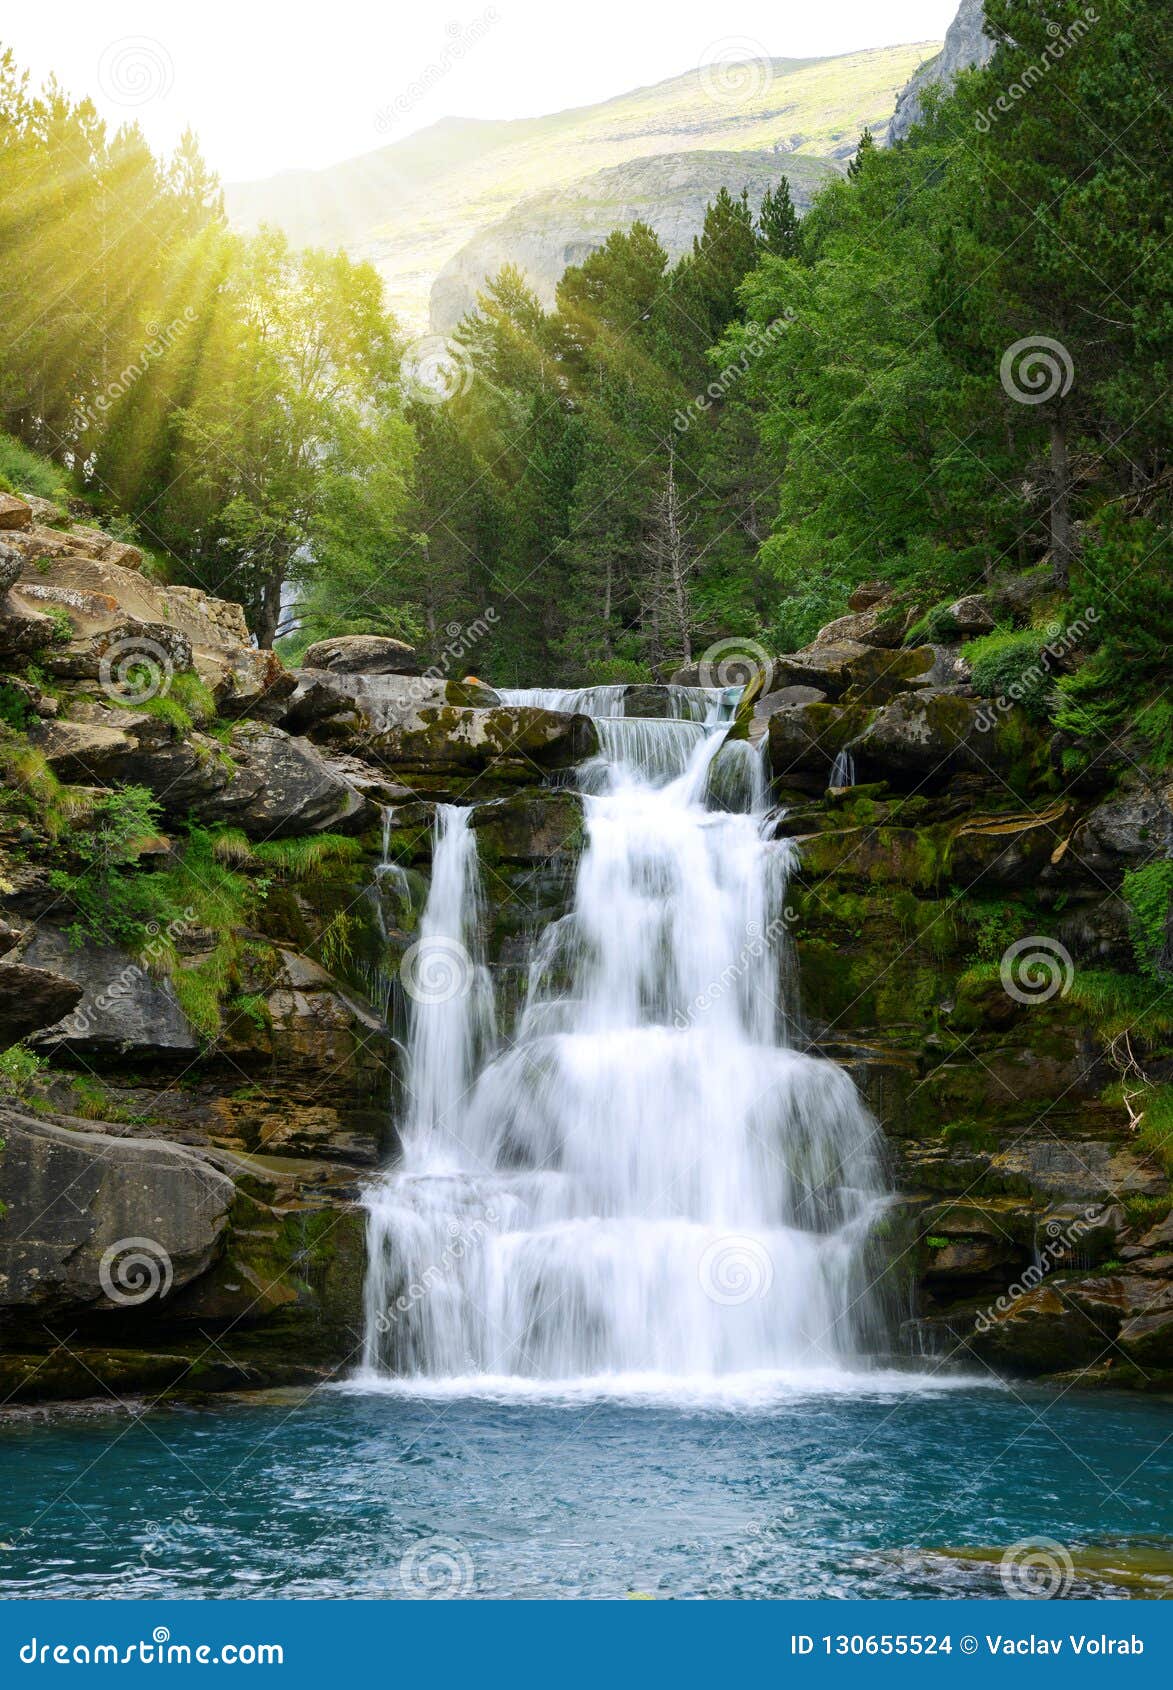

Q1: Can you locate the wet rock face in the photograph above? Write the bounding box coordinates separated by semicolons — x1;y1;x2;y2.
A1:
853;690;999;778
190;720;371;837
366;704;598;794
30;709;370;836
0;1108;367;1398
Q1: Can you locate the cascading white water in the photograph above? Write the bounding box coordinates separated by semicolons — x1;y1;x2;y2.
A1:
360;687;889;1393
830;749;857;790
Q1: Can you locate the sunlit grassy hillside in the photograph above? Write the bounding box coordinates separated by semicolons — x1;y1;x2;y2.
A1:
226;42;938;325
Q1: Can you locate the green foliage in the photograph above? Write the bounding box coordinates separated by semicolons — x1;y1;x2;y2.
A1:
1123;863;1173;981
0;432;71;505
965;628;1052;722
1065;970;1173;1044
0;1043;47;1094
0;682;34;729
47;786;167;947
1136;1084;1173;1178
108;670;217;734
250;834;365;881
316;911;356;974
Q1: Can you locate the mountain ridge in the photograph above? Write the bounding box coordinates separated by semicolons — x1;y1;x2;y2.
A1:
224;41;939;327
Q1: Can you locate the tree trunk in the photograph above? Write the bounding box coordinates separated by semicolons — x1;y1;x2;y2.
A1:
256;569;283;649
1049;406;1074;590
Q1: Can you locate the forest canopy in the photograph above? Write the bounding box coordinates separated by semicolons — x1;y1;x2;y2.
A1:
0;0;1168;769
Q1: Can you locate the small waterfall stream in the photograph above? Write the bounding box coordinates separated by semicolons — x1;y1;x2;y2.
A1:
359;685;889;1393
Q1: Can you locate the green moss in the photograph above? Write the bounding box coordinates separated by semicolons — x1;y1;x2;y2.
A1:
1122;862;1173;980
1123;1193;1172;1229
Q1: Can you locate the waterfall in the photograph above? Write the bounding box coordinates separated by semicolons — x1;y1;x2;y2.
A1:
829;749;856;790
359;690;889;1394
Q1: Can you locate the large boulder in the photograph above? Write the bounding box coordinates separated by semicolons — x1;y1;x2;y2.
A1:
279;671;500;738
300;634;422;675
767;701;863;787
0;1108;235;1315
969;1276;1145;1374
23;926;199;1057
189;720;370;837
31;707;367;837
0;960;84;1046
367;704;598;786
853;690;1000;778
750;685;828;744
0;492;32;529
774;640;934;703
1065;784;1173;876
814;604;911;649
30;704;229;809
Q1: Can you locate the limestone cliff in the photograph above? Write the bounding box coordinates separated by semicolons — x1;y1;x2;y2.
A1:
430;151;839;333
889;0;997;142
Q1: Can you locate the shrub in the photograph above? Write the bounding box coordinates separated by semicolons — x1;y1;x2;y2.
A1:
0;682;34;730
1122;862;1173;980
0;1043;47;1094
965;626;1052;720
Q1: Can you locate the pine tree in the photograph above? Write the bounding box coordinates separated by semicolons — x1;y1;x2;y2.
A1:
846;127;876;179
758;177;801;258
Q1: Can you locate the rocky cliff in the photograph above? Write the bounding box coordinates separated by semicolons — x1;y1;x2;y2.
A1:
430;151;840;333
889;0;996;141
2;492;1170;1400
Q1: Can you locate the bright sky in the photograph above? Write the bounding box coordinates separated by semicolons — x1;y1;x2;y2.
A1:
4;1;957;182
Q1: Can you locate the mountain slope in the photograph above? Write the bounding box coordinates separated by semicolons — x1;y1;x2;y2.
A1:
225;43;939;327
430;150;840;331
